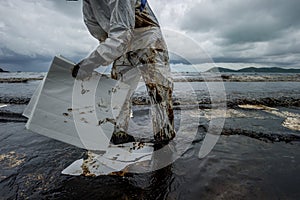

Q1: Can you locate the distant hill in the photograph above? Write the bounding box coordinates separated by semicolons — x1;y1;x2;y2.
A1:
206;67;236;73
238;67;300;73
206;67;300;73
0;68;9;73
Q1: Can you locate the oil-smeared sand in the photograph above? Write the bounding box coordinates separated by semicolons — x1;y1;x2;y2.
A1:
0;104;299;199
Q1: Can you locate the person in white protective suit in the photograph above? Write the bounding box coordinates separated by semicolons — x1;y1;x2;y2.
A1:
72;0;175;145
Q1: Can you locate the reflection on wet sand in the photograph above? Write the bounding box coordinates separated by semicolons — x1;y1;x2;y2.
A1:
238;104;300;131
0;151;25;168
0;117;299;199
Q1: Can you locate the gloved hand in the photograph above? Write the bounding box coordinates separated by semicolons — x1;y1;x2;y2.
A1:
140;0;147;12
71;61;93;80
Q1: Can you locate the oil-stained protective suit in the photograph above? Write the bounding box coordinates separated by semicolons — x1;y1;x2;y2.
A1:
80;0;175;143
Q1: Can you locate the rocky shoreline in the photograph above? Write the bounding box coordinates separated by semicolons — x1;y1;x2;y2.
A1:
173;73;300;82
221;128;300;143
132;96;300;108
1;101;299;142
0;94;299;109
0;73;299;83
0;97;31;104
0;77;44;83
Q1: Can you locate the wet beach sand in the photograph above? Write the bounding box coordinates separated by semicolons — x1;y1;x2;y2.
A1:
0;73;300;199
0;105;299;199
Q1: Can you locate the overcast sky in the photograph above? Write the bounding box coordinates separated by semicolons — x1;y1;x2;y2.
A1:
0;0;299;71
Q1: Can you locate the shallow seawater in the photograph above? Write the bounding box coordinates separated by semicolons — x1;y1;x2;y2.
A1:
0;73;300;199
1;72;300;105
0;81;40;98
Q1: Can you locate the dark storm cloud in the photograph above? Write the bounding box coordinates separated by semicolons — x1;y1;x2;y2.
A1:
179;0;300;66
0;48;51;71
0;47;84;71
0;0;299;71
47;0;82;19
182;0;300;43
0;0;95;71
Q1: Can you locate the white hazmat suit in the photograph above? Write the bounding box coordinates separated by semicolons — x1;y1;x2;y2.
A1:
78;0;175;144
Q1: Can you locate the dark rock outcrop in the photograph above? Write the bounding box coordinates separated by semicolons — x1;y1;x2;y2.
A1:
0;68;9;73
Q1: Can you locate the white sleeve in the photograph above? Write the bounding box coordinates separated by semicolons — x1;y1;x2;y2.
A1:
82;0;108;42
80;0;136;71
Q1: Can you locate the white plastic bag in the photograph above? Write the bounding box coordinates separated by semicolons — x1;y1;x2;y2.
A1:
24;56;154;176
24;56;130;151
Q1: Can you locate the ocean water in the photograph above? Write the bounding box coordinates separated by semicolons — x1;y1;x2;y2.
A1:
0;72;299;199
1;72;300;105
1;72;299;149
